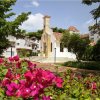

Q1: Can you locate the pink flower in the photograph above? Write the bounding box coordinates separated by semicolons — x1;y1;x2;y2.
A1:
91;82;97;90
6;82;19;96
14;74;20;80
31;88;39;97
5;69;14;80
2;78;11;86
21;88;31;98
54;77;63;88
42;96;51;100
16;89;21;97
0;58;4;64
42;70;55;82
27;61;37;69
24;71;33;82
8;57;14;62
13;55;19;61
16;61;21;68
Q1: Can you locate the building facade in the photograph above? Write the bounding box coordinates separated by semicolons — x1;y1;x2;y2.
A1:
3;36;40;58
41;16;79;60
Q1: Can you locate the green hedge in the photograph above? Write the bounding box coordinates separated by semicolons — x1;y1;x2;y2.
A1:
62;61;100;70
17;48;32;58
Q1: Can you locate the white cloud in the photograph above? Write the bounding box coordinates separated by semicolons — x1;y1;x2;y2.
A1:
19;13;44;32
32;1;39;7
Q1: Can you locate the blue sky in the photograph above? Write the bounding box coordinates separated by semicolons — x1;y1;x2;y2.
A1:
11;0;98;34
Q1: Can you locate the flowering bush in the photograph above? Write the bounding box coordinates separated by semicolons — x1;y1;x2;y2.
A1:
44;70;100;100
0;56;63;100
0;56;100;100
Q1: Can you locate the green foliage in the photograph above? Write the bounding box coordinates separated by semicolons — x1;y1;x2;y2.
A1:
17;48;32;57
61;32;90;60
52;27;66;33
82;0;100;19
0;65;8;80
44;69;100;99
26;30;43;40
83;45;94;60
82;0;100;35
31;52;38;56
62;61;100;70
61;30;70;47
0;0;30;55
92;39;100;61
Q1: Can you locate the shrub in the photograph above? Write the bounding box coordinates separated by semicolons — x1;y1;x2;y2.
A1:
0;56;63;99
62;61;100;70
48;70;100;99
17;48;32;57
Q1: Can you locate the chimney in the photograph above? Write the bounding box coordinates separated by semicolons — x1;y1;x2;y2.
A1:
43;15;51;32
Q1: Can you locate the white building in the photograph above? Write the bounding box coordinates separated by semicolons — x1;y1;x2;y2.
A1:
3;35;39;58
40;16;79;62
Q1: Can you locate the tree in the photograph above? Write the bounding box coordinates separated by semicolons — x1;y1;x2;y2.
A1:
26;30;43;40
82;0;100;19
83;45;94;60
61;30;70;47
82;0;100;35
61;32;89;60
92;39;100;61
52;27;66;33
0;0;30;55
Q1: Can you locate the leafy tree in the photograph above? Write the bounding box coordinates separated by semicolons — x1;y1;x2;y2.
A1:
83;45;94;60
61;32;89;60
26;30;43;40
92;39;100;61
0;0;30;55
61;30;70;47
52;27;66;33
82;0;100;35
82;0;100;19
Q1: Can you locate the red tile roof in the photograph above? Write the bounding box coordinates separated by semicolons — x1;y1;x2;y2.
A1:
68;26;79;32
53;32;62;41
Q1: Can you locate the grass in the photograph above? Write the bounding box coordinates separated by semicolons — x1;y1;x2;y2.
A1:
61;61;100;71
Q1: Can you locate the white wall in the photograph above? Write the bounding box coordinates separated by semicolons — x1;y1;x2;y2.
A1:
50;30;76;59
3;36;37;58
16;39;32;50
3;47;17;58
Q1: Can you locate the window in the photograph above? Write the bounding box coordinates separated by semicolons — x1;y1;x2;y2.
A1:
60;43;64;52
51;43;52;52
17;43;19;45
29;45;31;47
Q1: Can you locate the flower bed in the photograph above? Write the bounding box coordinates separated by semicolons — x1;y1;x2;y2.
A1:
0;56;100;100
0;56;63;100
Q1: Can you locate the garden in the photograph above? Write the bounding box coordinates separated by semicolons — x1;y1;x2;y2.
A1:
0;55;100;100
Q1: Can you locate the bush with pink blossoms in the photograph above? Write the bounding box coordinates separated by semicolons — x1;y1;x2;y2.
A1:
0;56;63;100
0;56;100;100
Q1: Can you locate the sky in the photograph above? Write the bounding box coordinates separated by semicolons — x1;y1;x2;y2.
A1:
11;0;99;34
